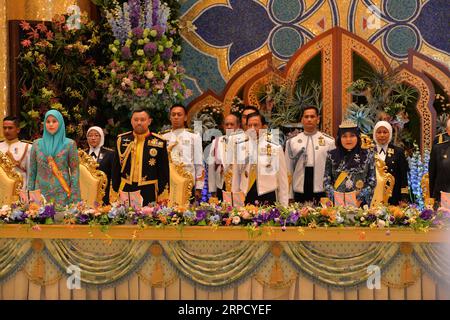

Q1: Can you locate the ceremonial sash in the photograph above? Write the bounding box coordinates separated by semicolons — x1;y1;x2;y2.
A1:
334;171;348;190
48;156;71;197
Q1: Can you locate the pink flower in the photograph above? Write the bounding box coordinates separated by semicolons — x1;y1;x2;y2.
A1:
21;39;32;47
142;206;154;216
20;20;31;31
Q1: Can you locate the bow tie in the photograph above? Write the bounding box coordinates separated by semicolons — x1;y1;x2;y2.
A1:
379;149;385;155
90;151;97;159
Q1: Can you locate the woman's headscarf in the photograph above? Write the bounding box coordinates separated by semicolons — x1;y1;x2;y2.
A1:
373;120;393;146
39;110;70;157
87;126;105;149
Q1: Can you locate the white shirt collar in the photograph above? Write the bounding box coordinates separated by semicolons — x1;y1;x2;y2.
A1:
89;146;101;158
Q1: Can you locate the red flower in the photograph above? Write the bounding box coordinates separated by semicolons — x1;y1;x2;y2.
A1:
46;31;54;40
21;39;32;47
19;20;31;31
36;23;48;33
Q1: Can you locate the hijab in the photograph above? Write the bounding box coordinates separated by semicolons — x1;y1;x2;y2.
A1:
373;121;393;146
39;110;70;157
87;126;105;149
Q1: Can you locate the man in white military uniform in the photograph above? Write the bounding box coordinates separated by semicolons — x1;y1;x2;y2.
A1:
208;114;240;200
232;113;288;206
0;116;31;189
285;106;335;204
162;104;205;201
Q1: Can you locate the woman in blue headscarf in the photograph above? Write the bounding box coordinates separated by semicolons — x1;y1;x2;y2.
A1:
28;110;81;206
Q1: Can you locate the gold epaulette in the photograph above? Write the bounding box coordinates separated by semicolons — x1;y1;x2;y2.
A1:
437;139;450;145
21;139;33;144
152;132;167;141
322;132;334;140
118;131;132;137
159;129;171;135
102;146;114;152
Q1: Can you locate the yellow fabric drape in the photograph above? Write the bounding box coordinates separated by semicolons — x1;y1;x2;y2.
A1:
281;242;400;287
43;239;151;286
161;241;270;287
0;239;32;281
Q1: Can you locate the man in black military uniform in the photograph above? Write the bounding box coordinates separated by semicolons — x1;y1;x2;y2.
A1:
433;118;450;144
429;139;450;202
112;109;170;205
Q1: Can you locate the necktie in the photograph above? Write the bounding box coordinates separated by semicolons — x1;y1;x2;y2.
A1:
379;148;385;155
90;151;97;159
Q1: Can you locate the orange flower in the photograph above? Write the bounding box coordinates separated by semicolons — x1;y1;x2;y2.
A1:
389;206;404;219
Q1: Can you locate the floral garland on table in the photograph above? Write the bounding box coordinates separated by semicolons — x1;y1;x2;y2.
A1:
1;201;449;233
99;0;190;125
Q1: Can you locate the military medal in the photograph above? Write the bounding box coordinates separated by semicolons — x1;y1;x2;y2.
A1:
387;148;394;157
355;180;364;189
150;148;158;157
318;136;325;146
148;158;156;166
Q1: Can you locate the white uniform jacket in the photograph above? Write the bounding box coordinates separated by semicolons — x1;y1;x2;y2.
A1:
0;139;32;189
162;128;205;190
232;134;289;206
285;131;335;197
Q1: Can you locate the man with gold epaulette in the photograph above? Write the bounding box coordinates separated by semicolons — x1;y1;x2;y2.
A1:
284;106;335;204
112;109;169;205
433;118;450;145
162;104;204;201
0;116;31;189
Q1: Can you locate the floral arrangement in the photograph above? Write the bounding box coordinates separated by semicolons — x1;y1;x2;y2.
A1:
230;97;245;117
18;13;102;140
2;200;448;233
191;103;224;132
0;203;56;226
407;144;430;209
100;0;190;123
346;68;417;151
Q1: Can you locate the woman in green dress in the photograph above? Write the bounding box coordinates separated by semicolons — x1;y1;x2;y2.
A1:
28;110;81;206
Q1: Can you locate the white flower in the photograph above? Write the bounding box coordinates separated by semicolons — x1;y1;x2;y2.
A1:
377;219;386;228
157;89;163;94
232;216;241;225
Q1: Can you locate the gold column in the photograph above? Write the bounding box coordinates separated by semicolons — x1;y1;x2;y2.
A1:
0;0;7;134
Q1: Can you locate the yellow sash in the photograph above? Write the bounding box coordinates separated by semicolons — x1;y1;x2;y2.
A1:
48;156;71;197
334;171;348;190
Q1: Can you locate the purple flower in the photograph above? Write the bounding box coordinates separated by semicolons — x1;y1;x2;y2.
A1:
132;27;144;38
195;210;207;222
152;25;165;38
121;46;132;60
78;214;89;224
420;209;434;220
128;0;141;29
161;48;173;60
366;214;377;222
152;0;160;26
287;212;299;225
268;208;280;221
144;42;157;56
39;205;56;219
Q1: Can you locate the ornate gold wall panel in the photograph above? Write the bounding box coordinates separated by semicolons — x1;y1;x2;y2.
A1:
410;51;450;97
243;71;286;109
0;1;7;136
284;32;333;136
186;92;223;124
394;66;435;152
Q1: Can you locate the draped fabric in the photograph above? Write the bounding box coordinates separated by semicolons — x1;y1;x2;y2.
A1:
0;238;449;290
0;239;32;283
161;241;270;288
281;242;400;288
43;239;151;287
413;243;450;287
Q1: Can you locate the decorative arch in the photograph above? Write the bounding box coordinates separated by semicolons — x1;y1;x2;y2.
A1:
340;28;391;117
409;50;450;97
394;64;436;152
186;27;448;151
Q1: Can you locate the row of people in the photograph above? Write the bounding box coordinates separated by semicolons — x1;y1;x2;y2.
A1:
1;107;449;207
